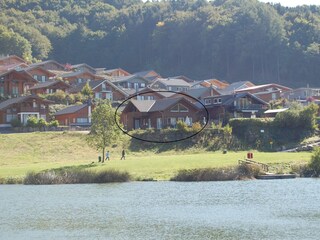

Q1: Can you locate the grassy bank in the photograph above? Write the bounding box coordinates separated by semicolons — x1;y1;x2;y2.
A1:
0;132;312;181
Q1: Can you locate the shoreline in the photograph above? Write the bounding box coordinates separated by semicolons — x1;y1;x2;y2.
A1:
0;166;303;185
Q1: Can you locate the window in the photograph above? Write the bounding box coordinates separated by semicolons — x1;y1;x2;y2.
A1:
33;75;38;81
168;86;172;91
101;83;107;91
217;98;222;103
141;83;145;88
137;95;144;100
178;117;184;122
77;118;88;123
171;105;179;112
105;92;112;100
177;87;182;91
204;99;211;105
214;99;218;104
6;114;17;123
170;104;189;112
0;86;4;96
170;118;176;126
77;78;82;83
41;76;46;82
147;96;154;100
95;93;102;99
179;104;188;112
134;83;139;89
12;86;19;95
157;118;162;129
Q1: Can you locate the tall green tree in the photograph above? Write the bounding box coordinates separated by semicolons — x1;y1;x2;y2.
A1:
81;82;93;98
86;101;122;163
0;25;32;60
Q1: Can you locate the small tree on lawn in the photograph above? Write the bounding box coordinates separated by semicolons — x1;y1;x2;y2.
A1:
86;101;122;162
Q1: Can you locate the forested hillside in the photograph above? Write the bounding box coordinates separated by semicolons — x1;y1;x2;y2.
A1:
0;0;319;87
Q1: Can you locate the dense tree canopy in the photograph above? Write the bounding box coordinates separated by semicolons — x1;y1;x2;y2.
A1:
0;0;319;87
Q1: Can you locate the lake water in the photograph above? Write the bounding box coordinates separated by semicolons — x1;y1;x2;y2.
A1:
1;179;320;240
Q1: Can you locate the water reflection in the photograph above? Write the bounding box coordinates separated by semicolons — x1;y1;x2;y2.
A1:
1;179;320;239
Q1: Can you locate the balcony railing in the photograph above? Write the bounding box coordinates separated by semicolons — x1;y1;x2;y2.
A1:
20;107;47;114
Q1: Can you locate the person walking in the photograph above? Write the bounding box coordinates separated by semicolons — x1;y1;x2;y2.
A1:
121;149;126;160
105;151;110;161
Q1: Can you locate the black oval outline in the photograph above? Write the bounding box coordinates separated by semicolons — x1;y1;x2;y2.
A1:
114;90;209;143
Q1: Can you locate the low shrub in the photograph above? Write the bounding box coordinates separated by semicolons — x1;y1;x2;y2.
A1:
48;120;59;128
24;169;131;185
0;177;23;184
291;163;313;177
308;147;320;177
26;116;38;128
10;118;22;128
237;164;262;178
170;165;262;181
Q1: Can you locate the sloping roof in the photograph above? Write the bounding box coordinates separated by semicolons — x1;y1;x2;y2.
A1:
0;63;29;72
104;68;130;75
0;55;26;64
200;79;229;89
128;87;175;98
171;75;194;83
204;92;268;106
0;95;52;110
134;70;160;77
69;79;128;96
149;98;182;112
218;81;255;95
29;80;70;90
69;80;105;93
127;97;199;113
130;99;155;112
235;83;292;92
71;63;96;73
31;60;65;69
54;104;88;116
112;75;149;83
22;65;56;77
184;88;211;99
0;69;38;83
156;91;176;98
264;108;289;114
152;78;192;87
60;70;97;78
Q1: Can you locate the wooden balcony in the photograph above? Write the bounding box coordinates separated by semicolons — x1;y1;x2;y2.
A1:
19;107;47;114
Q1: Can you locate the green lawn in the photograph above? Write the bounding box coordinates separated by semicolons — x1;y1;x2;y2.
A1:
0;132;312;180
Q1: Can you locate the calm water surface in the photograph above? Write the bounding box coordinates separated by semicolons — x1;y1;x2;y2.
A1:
1;179;320;240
